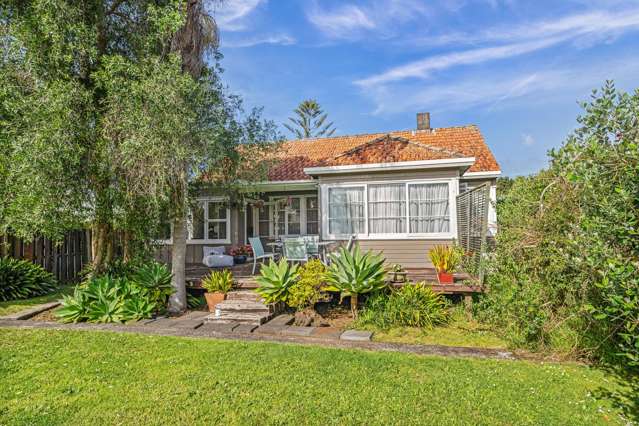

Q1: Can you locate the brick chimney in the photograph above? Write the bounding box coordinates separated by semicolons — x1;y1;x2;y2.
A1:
416;112;431;130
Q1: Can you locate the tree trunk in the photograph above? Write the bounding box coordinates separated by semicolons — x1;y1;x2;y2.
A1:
122;230;131;262
91;222;106;272
168;211;188;314
350;293;359;318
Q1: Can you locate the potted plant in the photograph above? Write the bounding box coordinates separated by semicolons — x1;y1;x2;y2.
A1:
389;263;407;283
230;245;252;264
201;269;234;312
428;245;463;284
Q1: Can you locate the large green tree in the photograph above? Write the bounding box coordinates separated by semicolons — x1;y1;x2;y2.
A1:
0;1;278;309
284;99;336;139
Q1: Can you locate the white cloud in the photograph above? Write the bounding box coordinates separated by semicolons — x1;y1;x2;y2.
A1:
522;134;535;146
356;37;565;87
356;8;639;88
223;33;296;48
360;57;639;115
213;0;265;32
306;0;429;40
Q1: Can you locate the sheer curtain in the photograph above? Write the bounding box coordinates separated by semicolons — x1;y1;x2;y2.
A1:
328;187;365;234
368;184;406;234
409;183;450;233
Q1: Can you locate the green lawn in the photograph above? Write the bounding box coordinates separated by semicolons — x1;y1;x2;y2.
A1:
0;286;73;317
0;329;634;425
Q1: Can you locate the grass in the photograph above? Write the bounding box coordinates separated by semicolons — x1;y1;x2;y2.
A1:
359;305;509;349
0;286;73;317
1;329;635;425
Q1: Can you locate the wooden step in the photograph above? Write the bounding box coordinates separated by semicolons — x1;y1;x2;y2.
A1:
206;312;272;325
214;300;273;314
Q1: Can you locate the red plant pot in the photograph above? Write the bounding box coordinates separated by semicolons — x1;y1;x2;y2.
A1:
437;272;454;284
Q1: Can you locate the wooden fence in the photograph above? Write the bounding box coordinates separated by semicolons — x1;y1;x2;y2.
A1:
1;231;90;283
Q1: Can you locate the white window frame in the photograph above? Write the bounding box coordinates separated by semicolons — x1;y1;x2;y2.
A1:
320;178;458;240
187;197;231;244
251;195;320;237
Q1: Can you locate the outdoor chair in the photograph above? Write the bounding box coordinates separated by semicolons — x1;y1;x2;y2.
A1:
249;237;277;274
302;235;320;259
326;235;355;265
283;237;309;264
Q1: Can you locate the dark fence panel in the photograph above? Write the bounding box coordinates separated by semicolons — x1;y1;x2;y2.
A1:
1;231;89;283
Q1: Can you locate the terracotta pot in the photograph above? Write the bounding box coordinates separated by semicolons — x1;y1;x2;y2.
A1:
204;292;226;312
437;272;454;284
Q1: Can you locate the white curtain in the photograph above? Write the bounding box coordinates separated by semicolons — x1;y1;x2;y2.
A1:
409;183;450;233
328;187;365;234
368;184;406;234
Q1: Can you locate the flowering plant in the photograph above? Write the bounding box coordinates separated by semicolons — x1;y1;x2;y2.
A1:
230;245;253;256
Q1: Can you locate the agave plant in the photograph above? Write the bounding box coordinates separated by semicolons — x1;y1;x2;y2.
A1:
131;262;174;307
255;258;300;304
0;257;57;301
326;246;387;317
56;287;90;323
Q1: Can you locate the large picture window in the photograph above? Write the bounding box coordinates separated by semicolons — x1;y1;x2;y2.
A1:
323;180;454;238
328;187;365;235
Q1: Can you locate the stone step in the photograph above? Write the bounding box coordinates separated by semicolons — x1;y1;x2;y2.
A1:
215;300;273;314
226;290;263;302
207;312;272;325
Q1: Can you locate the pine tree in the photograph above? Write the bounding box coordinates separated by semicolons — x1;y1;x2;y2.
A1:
284;99;336;139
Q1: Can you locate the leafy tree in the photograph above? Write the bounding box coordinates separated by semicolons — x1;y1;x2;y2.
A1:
478;82;639;371
284;99;336;139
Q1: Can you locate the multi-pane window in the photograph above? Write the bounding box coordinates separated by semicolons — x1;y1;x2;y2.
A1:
257;205;270;237
324;181;452;237
188;199;230;242
408;183;450;233
368;184;406;234
306;196;319;235
328;187;365;235
207;201;228;240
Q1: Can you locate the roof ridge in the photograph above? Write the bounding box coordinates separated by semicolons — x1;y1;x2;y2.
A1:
286;124;479;143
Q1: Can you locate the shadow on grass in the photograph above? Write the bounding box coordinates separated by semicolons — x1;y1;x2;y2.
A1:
591;366;638;424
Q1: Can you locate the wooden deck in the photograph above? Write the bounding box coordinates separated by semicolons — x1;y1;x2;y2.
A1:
186;263;483;295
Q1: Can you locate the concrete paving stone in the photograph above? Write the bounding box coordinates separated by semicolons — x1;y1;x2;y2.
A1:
233;323;259;334
264;314;294;326
182;311;210;320
309;327;343;340
280;326;314;337
340;329;373;342
144;317;176;327
170;319;204;330
253;324;286;335
199;322;240;333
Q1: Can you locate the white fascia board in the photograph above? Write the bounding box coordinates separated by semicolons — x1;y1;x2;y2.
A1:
304;157;476;175
462;170;502;180
251;180;317;192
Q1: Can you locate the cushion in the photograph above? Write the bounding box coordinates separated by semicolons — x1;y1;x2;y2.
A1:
203;254;234;268
203;246;225;257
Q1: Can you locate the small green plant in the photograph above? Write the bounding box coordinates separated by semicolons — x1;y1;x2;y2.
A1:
356;283;450;329
187;294;205;309
428;245;464;273
391;264;403;273
287;259;327;311
0;257;58;301
201;270;234;294
326;247;387;317
255;258;299;304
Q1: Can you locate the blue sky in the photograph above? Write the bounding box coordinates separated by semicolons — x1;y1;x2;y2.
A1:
210;0;639;176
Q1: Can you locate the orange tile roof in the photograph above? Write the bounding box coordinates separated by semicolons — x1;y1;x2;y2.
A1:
267;125;500;181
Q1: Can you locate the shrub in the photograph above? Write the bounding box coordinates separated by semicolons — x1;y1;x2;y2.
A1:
255;258;299;304
0;257;57;301
356;283;450;329
287;259;327;311
201;269;234;294
326;246;387;317
56;262;174;323
428;245;463;273
478;82;639;371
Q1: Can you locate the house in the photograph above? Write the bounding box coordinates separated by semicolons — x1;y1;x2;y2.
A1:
161;113;500;269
